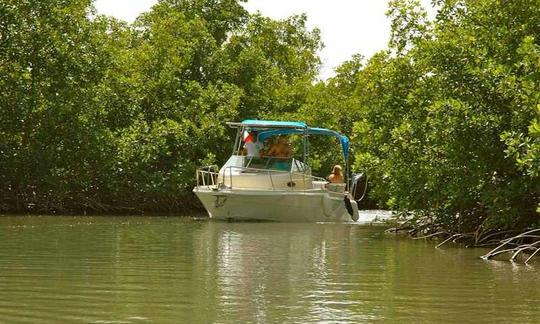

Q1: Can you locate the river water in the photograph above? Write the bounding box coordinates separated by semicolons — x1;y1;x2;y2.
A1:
0;215;538;323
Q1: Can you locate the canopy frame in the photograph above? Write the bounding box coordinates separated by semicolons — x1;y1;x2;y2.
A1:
227;119;349;162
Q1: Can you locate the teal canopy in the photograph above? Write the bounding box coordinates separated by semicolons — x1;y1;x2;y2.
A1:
237;120;350;160
240;119;307;129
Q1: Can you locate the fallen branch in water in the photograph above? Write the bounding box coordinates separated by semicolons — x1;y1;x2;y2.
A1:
475;229;522;245
413;231;447;240
404;225;540;263
385;226;413;233
480;229;540;263
384;218;414;234
384;214;540;263
435;233;472;248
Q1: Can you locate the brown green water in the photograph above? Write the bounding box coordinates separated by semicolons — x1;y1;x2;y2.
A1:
0;216;538;323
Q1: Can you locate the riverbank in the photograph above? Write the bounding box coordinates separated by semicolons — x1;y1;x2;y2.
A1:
0;194;205;216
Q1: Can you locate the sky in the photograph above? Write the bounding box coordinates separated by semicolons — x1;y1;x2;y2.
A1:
94;0;435;79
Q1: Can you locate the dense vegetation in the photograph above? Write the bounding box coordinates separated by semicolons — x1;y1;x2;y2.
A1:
0;0;321;213
297;0;540;234
1;0;538;233
355;0;540;233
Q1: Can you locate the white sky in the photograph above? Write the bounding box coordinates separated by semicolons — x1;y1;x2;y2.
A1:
94;0;435;79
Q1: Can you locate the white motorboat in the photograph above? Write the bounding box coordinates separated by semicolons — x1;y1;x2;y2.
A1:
193;120;365;222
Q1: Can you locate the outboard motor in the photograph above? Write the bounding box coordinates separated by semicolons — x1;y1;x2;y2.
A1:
350;173;368;202
344;173;367;222
344;195;359;222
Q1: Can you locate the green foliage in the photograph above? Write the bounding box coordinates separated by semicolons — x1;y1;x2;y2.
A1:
0;0;118;211
220;13;322;119
289;54;365;175
342;0;540;231
0;0;321;213
2;0;538;230
387;0;431;54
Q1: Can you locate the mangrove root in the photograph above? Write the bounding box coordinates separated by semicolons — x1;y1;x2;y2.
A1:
480;229;540;263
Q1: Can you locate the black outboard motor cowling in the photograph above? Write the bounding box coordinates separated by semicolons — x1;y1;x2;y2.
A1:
350;173;367;202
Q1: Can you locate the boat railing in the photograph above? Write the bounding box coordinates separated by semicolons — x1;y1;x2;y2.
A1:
196;165;219;187
223;165;329;191
196;165;337;192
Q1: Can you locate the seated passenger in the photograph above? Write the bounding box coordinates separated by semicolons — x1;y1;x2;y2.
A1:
278;136;293;158
260;138;274;157
328;165;344;183
264;135;292;158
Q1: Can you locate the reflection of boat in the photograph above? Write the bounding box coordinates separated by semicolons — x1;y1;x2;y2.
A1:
193;120;364;222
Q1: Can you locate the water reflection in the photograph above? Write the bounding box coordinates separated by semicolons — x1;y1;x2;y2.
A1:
0;216;539;323
195;222;371;322
194;222;540;323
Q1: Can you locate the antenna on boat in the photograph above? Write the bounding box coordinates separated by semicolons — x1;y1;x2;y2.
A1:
303;127;309;163
345;152;350;192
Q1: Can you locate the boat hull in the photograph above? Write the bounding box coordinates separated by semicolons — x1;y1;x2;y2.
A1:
193;187;356;222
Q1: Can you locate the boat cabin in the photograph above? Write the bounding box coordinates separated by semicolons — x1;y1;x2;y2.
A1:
209;120;350;192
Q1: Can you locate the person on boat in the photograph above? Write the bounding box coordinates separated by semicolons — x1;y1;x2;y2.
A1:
244;130;262;157
328;165;344;183
259;138;274;156
264;135;292;158
278;136;293;158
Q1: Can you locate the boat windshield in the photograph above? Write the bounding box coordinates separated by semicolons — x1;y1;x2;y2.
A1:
221;155;310;174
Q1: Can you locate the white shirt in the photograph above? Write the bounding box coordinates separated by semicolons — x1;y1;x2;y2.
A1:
245;141;262;157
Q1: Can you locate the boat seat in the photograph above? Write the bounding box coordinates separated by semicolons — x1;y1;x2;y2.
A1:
312;181;327;190
327;183;346;193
